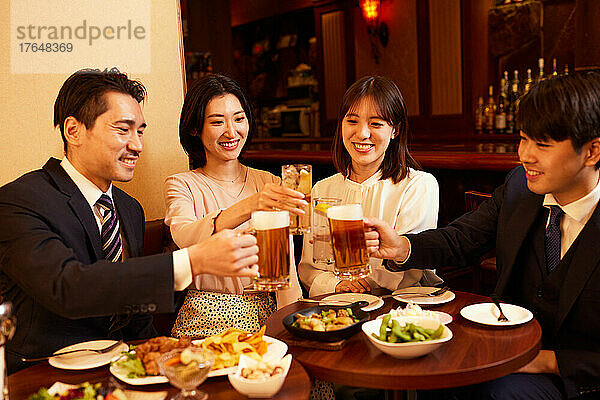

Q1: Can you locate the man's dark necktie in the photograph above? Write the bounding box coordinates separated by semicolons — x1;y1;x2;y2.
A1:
545;205;564;273
96;194;123;262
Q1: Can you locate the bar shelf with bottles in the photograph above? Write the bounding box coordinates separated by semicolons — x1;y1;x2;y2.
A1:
475;57;568;144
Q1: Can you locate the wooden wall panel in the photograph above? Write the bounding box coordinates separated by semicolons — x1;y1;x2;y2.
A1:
353;0;420;116
429;0;463;115
321;10;347;120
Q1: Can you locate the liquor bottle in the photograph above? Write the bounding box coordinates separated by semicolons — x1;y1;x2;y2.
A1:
564;64;569;75
511;70;521;102
474;96;484;134
552;58;558;77
536;58;545;83
523;68;533;94
484;85;496;133
495;74;508;134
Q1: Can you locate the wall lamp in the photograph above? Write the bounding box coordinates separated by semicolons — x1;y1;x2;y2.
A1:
360;0;388;63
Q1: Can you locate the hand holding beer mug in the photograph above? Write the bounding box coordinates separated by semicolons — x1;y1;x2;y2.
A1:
312;197;341;264
281;164;312;234
327;204;371;280
250;211;291;291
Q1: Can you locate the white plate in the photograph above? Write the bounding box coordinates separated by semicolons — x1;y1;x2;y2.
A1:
320;293;384;311
392;287;456;305
110;336;288;385
460;302;533;326
49;340;128;370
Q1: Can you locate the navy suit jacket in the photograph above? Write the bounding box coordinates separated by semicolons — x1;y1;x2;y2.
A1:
0;158;175;373
389;167;600;398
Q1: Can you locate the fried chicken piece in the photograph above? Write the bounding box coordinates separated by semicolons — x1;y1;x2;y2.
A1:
134;336;195;375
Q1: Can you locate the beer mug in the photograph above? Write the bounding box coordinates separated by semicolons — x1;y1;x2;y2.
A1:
312;197;341;265
250;211;291;291
327;204;371;281
281;164;312;234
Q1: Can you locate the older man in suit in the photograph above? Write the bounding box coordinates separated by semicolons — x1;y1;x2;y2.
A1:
0;69;261;374
366;71;600;399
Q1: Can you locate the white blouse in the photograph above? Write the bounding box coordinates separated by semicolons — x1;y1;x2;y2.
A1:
298;169;440;297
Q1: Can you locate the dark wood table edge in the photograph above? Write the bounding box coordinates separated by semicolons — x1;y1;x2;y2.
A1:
8;354;312;400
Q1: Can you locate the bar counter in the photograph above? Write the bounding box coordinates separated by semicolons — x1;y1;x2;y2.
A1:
244;140;520;171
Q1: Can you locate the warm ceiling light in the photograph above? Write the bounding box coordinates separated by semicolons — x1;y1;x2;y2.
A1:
361;0;379;25
360;0;388;63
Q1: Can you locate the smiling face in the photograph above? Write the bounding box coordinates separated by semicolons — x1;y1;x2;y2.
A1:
67;91;145;192
518;131;600;204
200;93;249;163
342;97;395;179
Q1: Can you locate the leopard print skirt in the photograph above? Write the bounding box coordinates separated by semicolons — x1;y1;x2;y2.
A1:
171;289;277;338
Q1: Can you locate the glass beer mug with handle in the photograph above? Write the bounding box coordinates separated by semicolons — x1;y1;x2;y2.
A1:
312;197;341;265
326;204;371;281
250;211;291;291
281;164;312;234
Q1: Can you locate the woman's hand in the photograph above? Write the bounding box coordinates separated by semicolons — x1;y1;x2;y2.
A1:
253;183;309;215
335;279;371;293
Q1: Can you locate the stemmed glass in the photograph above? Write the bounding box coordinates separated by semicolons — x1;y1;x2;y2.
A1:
158;347;215;400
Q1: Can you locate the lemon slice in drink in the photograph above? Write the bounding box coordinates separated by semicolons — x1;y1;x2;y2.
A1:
297;169;312;194
314;203;331;217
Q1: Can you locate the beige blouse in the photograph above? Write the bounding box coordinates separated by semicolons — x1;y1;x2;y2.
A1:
164;166;302;307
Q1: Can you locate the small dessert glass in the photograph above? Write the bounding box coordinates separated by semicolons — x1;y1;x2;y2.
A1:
157;347;215;400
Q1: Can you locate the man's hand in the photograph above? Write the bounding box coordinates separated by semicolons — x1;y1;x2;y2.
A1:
515;350;560;375
188;229;259;277
336;278;371;293
364;217;410;262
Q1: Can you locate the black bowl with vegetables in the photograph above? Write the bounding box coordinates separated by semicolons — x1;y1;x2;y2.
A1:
282;301;370;342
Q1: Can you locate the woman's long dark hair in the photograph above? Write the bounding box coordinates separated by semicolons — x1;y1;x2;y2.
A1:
179;73;255;169
331;76;420;183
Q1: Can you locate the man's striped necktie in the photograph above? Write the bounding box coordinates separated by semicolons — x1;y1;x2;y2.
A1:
96;194;123;262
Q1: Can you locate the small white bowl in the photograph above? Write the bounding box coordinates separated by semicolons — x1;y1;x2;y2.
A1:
362;317;452;359
228;354;292;398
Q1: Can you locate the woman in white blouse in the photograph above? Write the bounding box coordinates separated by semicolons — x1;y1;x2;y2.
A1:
299;76;441;297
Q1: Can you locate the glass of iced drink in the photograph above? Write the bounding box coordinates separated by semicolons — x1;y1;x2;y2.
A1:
327;204;371;281
250;211;291;291
281;164;312;234
312;197;341;265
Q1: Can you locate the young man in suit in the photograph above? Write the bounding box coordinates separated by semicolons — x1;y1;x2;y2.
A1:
365;71;600;399
0;69;261;373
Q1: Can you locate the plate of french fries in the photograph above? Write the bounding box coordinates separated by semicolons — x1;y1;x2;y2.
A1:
110;326;287;385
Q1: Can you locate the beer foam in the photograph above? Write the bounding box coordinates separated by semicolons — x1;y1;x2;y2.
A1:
327;204;363;220
251;211;289;230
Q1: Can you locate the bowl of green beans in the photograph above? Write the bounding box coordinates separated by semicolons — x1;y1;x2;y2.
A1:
361;314;452;359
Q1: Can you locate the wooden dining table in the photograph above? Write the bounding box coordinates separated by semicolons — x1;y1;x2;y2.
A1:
265;290;542;390
8;351;311;399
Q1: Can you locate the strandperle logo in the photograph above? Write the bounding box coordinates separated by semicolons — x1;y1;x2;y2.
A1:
10;0;151;74
15;20;147;46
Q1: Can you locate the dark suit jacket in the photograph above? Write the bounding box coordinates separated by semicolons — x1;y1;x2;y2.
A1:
388;166;600;398
0;158;175;373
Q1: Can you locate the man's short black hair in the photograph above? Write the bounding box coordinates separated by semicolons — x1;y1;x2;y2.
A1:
53;68;146;153
517;70;600;168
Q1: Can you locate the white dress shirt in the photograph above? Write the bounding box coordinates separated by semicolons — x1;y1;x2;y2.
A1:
543;177;600;258
61;158;192;290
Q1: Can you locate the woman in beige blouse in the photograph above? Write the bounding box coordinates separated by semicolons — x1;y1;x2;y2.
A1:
165;74;305;337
